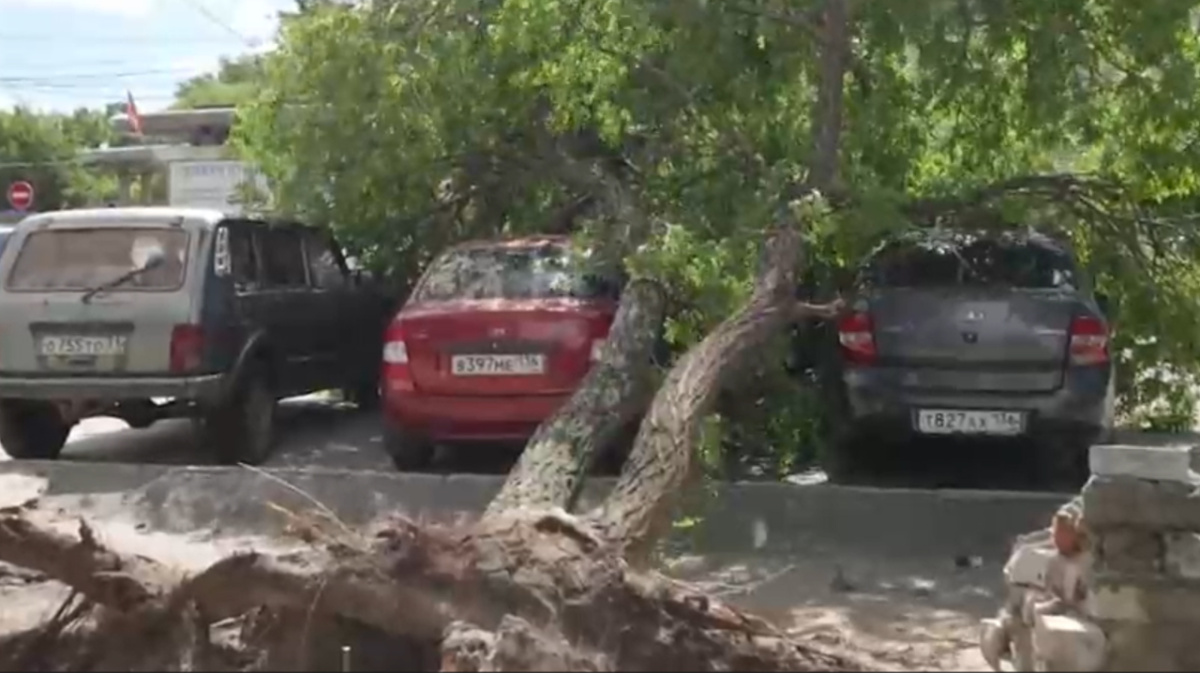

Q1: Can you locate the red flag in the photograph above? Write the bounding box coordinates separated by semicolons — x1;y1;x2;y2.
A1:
126;91;144;136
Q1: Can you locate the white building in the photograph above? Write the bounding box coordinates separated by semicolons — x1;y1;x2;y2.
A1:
77;107;269;214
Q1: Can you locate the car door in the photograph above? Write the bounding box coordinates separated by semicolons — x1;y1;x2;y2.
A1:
251;223;321;395
301;227;358;388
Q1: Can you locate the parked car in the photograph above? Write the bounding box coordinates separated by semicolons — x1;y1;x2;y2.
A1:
822;228;1115;483
380;235;626;470
0;207;391;464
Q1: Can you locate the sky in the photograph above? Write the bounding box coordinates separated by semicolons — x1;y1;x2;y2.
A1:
0;0;293;113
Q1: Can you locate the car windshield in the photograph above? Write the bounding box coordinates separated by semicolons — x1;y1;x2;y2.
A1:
861;236;1078;290
413;244;616;302
7;227;189;292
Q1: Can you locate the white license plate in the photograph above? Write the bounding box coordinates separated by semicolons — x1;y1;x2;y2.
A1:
915;409;1025;436
451;353;545;376
39;335;128;357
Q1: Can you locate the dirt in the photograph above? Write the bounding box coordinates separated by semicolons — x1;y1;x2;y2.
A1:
0;492;993;672
663;552;995;672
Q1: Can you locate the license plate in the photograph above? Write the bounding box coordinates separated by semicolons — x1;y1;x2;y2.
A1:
451;353;545;376
39;335;128;357
915;409;1025;436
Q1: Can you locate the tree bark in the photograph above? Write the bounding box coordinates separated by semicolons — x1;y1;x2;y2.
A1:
587;225;803;558
485;279;666;517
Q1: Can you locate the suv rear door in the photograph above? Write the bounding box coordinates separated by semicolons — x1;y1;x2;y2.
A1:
0;219;197;376
860;233;1084;392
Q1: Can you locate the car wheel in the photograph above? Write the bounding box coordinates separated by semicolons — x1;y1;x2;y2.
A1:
210;370;276;466
383;424;435;472
822;425;882;485
345;377;380;411
1034;434;1090;491
0;400;70;460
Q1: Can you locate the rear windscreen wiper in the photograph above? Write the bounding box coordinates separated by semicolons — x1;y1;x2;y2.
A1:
80;265;156;304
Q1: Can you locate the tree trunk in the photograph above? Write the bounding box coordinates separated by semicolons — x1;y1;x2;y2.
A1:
587;225;802;559
485;279;666;517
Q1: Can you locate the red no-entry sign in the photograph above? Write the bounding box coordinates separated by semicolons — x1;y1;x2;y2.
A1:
6;181;34;212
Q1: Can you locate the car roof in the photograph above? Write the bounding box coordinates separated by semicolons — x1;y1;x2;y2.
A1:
447;234;573;253
872;227;1073;256
17;207;228;230
14;207;315;233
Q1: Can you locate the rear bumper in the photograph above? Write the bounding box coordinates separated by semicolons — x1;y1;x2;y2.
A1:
841;364;1114;441
383;389;568;442
0;373;227;403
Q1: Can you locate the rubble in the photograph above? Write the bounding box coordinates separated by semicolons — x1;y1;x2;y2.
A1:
982;444;1200;671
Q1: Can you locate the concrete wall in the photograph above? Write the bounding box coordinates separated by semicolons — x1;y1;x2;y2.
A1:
0;460;1067;561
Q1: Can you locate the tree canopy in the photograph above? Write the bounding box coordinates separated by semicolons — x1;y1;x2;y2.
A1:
173;55;268;110
231;0;1200;463
0;106;116;213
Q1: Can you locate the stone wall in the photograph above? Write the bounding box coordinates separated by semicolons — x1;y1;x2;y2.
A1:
981;444;1200;672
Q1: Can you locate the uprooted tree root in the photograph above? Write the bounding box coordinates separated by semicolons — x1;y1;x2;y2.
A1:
0;506;869;672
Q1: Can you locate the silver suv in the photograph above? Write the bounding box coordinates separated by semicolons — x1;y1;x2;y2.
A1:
0;207;390;464
824;229;1116;484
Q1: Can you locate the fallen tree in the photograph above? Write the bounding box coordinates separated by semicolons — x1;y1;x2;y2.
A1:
0;0;864;669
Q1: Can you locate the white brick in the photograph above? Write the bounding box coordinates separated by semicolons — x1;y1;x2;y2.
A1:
1164;532;1200;580
978;617;1006;671
1005;545;1056;588
1085;585;1148;623
1089;444;1197;483
1032;614;1107;672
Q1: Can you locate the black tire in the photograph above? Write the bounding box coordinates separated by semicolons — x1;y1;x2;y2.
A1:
383;425;435;472
345;377;380;411
822;422;885;485
1033;434;1090;491
209;370;276;466
0;400;70;460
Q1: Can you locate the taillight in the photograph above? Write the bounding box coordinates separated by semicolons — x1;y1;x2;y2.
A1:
1069;315;1109;366
381;321;414;393
837;311;876;365
169;324;205;373
589;338;606;363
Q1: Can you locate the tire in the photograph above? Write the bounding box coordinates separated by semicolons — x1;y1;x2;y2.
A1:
383;424;435;472
1033;434;1090;491
0;400;70;460
345;377;380;411
821;417;889;485
209;370;276;466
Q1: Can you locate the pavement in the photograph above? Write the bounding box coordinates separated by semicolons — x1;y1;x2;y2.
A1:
0;395;529;473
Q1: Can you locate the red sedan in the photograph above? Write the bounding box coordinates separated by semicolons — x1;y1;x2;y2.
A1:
380;236;622;470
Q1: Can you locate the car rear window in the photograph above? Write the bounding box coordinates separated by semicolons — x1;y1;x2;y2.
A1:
7;227;190;292
412;244;618;302
862;237;1077;290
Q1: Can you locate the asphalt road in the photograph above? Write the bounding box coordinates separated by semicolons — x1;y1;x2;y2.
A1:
0;397;1193;489
0;396;517;473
